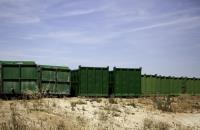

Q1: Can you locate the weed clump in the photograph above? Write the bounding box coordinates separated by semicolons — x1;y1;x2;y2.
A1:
153;96;173;112
143;118;170;130
109;98;117;104
90;98;102;103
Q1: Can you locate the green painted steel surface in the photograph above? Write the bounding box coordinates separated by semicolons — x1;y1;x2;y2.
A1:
141;75;145;95
170;78;175;95
39;65;69;70
42;70;56;81
141;75;150;96
181;78;187;94
151;76;156;95
41;83;56;94
3;81;20;94
159;77;163;94
0;61;35;65
71;70;78;96
113;67;141;97
1;61;38;95
57;84;70;94
197;79;200;95
192;79;197;95
141;75;148;96
109;71;114;95
198;79;200;95
39;65;70;95
186;79;192;95
155;76;161;95
0;65;1;94
175;78;182;95
57;71;70;82
79;68;87;96
21;67;37;79
141;75;187;96
142;75;164;96
21;81;38;94
41;83;70;95
71;66;109;96
1;60;200;96
165;77;171;95
3;67;20;79
171;78;176;95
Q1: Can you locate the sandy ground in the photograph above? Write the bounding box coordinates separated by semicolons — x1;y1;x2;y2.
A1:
0;96;200;130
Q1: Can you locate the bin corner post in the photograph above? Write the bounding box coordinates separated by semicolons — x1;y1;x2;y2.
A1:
19;64;21;95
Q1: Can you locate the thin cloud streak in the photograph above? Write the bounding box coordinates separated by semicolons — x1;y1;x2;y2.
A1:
45;5;109;19
21;16;200;45
21;30;115;44
0;12;40;24
123;16;200;33
109;7;200;29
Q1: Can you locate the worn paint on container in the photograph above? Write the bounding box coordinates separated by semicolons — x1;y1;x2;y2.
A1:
38;65;70;95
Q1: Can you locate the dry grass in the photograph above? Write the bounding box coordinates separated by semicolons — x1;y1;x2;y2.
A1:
70;99;87;111
143;118;170;130
174;123;196;130
153;96;173;112
171;95;200;113
71;100;87;106
89;98;102;103
152;95;200;113
98;111;108;121
127;100;137;108
0;103;28;130
0;96;200;130
108;98;117;104
76;116;87;127
0;99;88;130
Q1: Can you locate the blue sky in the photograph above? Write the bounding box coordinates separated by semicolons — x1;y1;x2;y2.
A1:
0;0;200;77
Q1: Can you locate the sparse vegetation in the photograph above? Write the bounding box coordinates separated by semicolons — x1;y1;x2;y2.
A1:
71;100;87;106
143;118;170;130
90;98;102;103
7;103;28;130
70;100;87;111
127;100;137;108
56;120;65;130
152;95;200;113
52;101;57;107
76;116;87;127
82;106;86;111
109;98;117;104
112;112;120;117
153;96;173;112
0;97;199;130
171;95;200;113
98;111;108;121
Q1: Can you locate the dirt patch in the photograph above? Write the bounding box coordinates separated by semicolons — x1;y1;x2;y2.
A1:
0;96;200;130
